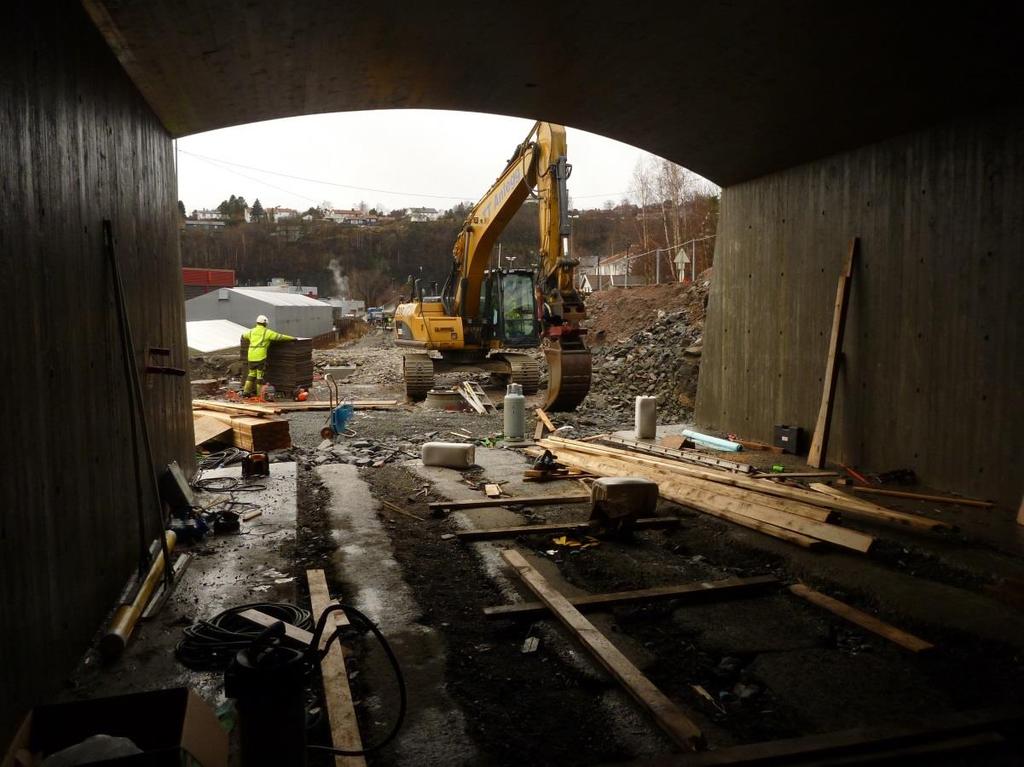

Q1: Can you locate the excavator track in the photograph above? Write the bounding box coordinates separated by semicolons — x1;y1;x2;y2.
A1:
492;353;541;394
544;342;591;411
402;353;435;401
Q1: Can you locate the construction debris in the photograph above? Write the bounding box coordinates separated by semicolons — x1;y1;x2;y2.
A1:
533;437;876;552
501;550;705;752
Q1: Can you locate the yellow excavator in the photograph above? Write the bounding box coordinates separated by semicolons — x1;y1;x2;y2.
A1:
393;121;591;410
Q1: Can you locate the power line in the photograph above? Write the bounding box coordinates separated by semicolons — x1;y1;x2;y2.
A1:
179;150;472;201
183;152;323;205
179;148;629;204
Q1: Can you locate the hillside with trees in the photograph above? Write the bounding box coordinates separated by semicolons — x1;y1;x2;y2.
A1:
179;158;719;305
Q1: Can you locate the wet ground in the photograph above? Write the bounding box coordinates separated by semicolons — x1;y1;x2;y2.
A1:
66;342;1024;765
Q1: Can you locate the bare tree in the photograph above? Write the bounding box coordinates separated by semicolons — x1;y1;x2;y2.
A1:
630;155;655;252
348;267;393;307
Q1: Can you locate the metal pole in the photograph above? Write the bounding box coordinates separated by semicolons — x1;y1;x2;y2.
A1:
656;248;661;284
692;240;697;283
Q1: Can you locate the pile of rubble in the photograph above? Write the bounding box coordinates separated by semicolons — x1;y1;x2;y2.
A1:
576;272;711;425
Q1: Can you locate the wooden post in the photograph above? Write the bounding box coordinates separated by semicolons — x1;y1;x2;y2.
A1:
306;569;366;767
501;550;704;752
807;237;859;468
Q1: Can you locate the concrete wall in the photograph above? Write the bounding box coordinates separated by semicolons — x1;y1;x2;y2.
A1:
0;1;192;741
696;110;1024;506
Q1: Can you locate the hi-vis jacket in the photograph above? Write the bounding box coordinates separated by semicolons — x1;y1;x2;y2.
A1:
243;324;294;362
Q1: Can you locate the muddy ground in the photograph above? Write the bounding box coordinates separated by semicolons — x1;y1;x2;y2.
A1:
279;393;1024;766
177;305;1024;765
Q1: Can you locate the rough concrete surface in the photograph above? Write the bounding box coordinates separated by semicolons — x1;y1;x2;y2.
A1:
316;463;478;765
64;463;299;709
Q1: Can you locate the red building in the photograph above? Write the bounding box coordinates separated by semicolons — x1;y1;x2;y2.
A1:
181;267;235;299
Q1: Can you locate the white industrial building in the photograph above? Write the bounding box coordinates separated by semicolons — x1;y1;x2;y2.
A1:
185;287;334;339
185;319;250;355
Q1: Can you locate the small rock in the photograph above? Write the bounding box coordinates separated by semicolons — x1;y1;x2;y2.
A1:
733;682;760;700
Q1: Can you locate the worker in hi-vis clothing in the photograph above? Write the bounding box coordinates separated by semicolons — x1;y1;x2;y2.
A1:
242;314;296;396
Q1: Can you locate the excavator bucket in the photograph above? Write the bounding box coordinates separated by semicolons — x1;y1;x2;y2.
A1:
544;345;591;411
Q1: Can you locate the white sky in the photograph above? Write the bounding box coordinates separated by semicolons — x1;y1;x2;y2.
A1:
175;110;711;214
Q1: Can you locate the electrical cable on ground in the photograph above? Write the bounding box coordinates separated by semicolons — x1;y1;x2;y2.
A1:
175;603;313;671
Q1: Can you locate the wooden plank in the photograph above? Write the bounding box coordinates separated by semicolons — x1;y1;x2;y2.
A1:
275;400;398;411
456;517;680;541
237;608;315;646
192;398;282;416
501;550;704;752
671;706;1022;766
306;569;366;767
603;436;756;474
534;420;546;440
542;437;888;521
536;445;864;551
807;237;858;468
788;584;933;652
758;471;839;479
430;494;591;511
484;576;781;620
193;409;291;452
484;483;502;498
536;408;557;432
808;483;953;531
847;486;994;508
538;445;863;538
193;413;231;446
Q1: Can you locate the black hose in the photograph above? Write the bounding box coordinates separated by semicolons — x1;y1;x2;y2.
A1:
306;603;407;757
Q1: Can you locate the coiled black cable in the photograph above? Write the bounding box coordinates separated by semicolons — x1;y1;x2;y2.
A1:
175;602;313;671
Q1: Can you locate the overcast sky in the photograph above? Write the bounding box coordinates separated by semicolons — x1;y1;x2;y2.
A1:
175;110;712;214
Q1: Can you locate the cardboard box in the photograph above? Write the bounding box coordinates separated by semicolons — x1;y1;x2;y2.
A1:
3;688;227;767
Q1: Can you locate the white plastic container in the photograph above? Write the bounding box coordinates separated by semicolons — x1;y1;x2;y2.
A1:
503;383;526;440
421;442;476;468
635;396;657;440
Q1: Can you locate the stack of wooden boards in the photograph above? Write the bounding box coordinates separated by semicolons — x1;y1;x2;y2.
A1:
192;400;291;451
532;436;954;553
240;337;314;391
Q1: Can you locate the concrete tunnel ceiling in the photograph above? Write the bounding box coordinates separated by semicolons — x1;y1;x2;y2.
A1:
83;1;1023;187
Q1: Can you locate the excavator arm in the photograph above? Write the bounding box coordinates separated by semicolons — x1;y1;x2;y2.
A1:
444;122;590;409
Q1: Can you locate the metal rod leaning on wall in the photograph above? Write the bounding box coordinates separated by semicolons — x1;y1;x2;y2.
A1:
103;219;174;588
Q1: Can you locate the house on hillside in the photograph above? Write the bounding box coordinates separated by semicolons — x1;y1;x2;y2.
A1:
578;251;649;291
184;219;226;231
408;207;441;222
185;287;334;338
324;208;379;225
267;206;300;222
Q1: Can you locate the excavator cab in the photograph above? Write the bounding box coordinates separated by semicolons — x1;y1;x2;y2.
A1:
482;269;539;348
